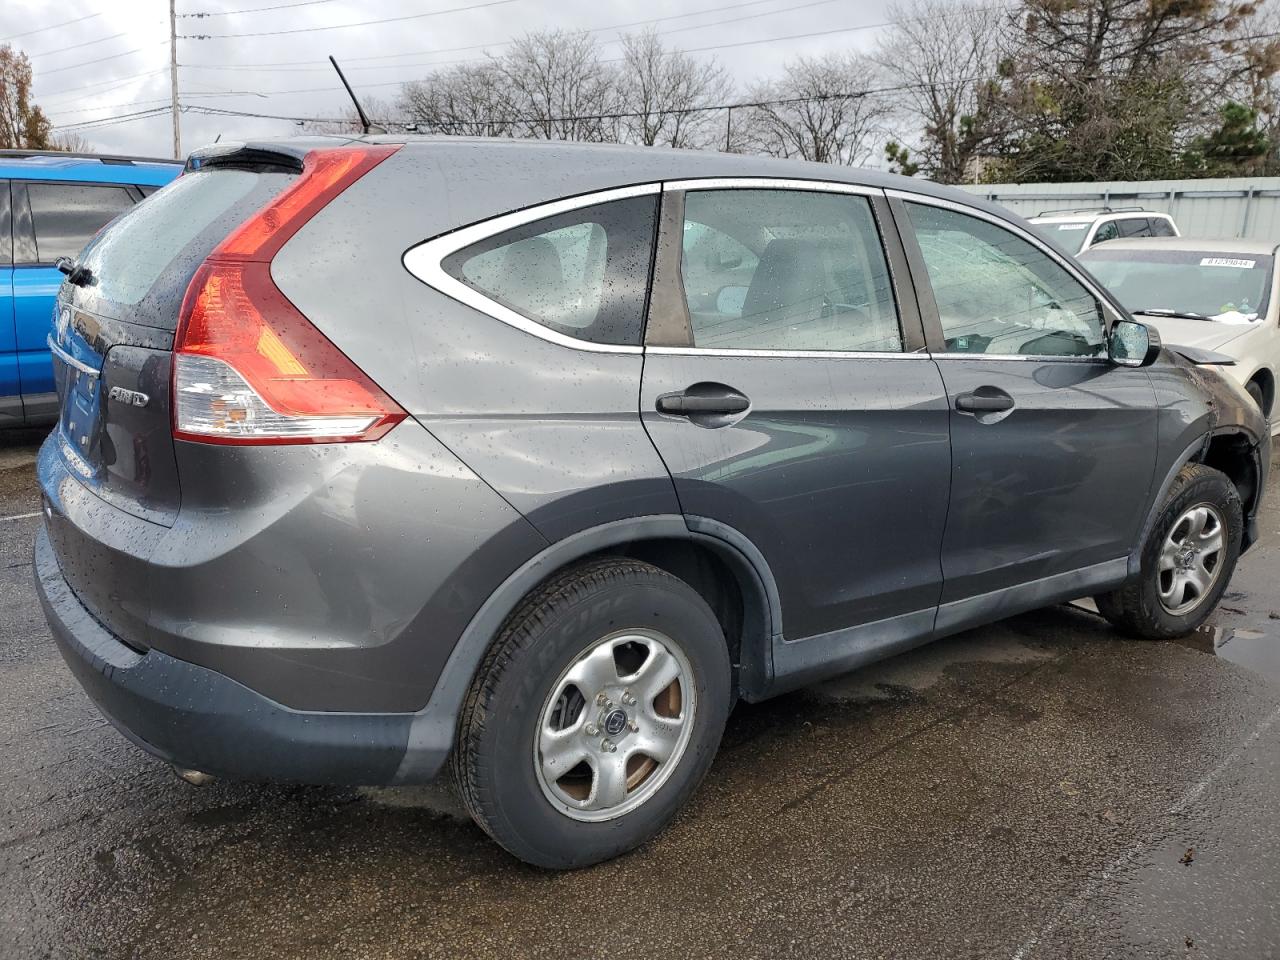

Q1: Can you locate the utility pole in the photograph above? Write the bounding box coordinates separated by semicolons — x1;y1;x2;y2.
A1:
169;0;181;160
724;106;732;153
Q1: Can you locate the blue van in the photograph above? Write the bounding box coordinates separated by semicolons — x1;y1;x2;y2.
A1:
1;150;181;428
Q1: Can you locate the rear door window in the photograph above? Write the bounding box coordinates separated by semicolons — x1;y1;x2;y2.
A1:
26;183;134;262
441;195;658;346
677;189;902;352
1118;218;1151;238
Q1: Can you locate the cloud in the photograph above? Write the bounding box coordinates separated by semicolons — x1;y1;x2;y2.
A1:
6;0;902;157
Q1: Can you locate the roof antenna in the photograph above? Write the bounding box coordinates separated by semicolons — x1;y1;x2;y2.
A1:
329;55;384;135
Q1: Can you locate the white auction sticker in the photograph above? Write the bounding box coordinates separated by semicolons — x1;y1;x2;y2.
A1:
1056;223;1088;231
1200;257;1256;268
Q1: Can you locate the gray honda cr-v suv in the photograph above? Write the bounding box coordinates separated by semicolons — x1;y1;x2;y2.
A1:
35;137;1269;868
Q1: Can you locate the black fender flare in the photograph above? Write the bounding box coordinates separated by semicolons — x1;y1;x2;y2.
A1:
394;514;781;782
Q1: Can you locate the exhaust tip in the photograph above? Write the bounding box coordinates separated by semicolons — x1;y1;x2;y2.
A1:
174;767;214;786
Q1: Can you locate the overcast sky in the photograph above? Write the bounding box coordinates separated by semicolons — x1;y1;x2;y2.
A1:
4;0;907;159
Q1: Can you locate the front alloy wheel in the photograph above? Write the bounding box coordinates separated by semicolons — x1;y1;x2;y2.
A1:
1156;503;1225;616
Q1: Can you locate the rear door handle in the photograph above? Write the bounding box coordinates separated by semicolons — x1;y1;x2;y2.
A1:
656;384;750;417
955;390;1014;413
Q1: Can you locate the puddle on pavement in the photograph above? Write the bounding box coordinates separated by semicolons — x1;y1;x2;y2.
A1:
1171;622;1280;682
1073;597;1280;683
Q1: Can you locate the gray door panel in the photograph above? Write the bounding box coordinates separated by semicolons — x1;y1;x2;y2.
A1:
934;358;1157;601
641;352;951;639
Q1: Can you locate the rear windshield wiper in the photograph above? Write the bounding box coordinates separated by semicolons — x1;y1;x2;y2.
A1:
55;256;95;288
1132;308;1210;322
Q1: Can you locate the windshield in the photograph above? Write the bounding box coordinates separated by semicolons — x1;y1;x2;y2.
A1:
1030;220;1092;254
1080;248;1273;322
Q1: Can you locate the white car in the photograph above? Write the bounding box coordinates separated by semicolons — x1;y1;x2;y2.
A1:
1029;207;1180;255
1081;236;1278;432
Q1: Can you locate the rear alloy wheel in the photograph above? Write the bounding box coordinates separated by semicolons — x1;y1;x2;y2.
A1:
535;628;696;821
452;558;731;869
1095;463;1242;639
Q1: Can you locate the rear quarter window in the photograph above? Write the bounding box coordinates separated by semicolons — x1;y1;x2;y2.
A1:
440;195;658;347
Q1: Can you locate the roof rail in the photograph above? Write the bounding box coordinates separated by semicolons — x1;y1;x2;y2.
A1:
1035;205;1148;217
0;149;182;166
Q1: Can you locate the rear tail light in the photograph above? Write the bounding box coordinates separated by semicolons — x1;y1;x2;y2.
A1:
173;145;404;445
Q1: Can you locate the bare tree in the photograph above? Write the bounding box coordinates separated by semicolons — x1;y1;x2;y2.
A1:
875;0;1007;183
51;132;93;153
498;31;620;141
400;64;516;137
617;29;732;149
996;0;1279;181
742;53;891;165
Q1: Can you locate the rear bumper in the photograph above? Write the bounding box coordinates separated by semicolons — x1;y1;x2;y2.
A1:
35;526;448;785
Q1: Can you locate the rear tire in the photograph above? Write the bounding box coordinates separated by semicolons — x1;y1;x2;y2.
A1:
1094;463;1242;640
451;558;731;869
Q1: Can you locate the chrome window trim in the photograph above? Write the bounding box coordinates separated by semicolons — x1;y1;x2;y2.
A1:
932;353;1108;364
646;346;926;360
663;177;882;197
887;188;1119;362
402;183;662;355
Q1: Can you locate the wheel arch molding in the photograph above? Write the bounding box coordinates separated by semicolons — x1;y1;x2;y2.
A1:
393;514;782;783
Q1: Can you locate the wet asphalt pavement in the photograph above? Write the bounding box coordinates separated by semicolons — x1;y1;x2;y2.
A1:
2;429;1279;960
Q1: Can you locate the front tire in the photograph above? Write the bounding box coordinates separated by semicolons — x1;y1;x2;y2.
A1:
451;558;731;869
1246;379;1266;413
1095;463;1242;639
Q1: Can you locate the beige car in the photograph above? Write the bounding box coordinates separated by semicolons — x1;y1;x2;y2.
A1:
1081;237;1279;432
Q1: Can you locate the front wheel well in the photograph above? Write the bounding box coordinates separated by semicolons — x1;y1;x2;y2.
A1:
1197;431;1259;515
1246;368;1275;415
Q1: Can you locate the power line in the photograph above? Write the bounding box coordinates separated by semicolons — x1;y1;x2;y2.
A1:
182;76;993;127
37;44;164;77
180;0;521;39
37;68;168;101
179;0;340;17
29;31;129;58
53;106;172;132
178;0;846;69
1;12;102;43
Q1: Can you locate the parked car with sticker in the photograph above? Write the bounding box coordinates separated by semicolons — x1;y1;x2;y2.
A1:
1081;237;1279;432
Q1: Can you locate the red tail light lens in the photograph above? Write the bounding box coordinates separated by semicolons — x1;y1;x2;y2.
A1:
173;145;405;445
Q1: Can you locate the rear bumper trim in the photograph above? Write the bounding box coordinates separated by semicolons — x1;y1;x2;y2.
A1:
34;526;450;785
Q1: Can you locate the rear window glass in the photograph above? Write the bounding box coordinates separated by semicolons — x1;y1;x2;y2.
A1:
441;195;658;346
78;170;264;306
28;183;134;262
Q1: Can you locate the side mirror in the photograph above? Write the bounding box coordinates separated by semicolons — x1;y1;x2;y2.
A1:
1110;318;1162;367
715;285;749;317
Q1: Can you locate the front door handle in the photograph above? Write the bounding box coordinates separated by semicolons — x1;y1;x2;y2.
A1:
656;383;750;417
955;389;1015;414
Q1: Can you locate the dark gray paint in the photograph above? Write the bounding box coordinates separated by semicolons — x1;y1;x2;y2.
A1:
930;357;1158;600
640;352;952;638
32;136;1273;787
